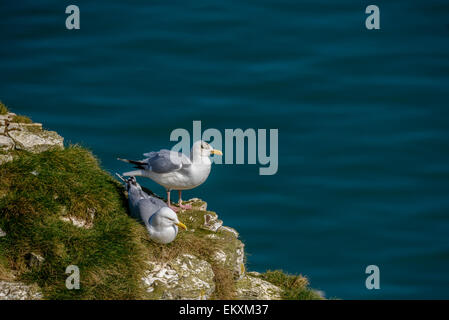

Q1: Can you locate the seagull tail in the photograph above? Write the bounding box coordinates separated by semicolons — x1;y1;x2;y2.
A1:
123;170;146;177
117;158;147;170
115;173;126;182
115;173;140;193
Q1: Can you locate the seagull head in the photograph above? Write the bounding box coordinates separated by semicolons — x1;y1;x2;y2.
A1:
192;140;223;159
126;176;141;192
152;207;187;231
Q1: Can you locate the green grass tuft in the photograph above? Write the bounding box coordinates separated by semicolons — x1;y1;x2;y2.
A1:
11;114;32;124
259;270;324;300
0;101;8;115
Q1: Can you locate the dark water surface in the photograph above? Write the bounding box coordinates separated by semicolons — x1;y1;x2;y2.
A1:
1;1;449;299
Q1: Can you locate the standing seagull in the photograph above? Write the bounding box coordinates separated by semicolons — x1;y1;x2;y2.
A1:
118;140;222;211
116;174;187;244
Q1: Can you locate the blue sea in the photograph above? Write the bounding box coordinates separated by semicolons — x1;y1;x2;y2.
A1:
1;0;449;299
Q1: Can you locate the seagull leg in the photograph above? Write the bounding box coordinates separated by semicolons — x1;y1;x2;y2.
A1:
166;189;171;206
178;190;192;210
166;189;178;212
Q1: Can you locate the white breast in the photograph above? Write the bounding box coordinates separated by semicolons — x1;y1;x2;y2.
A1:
144;162;211;190
148;225;178;244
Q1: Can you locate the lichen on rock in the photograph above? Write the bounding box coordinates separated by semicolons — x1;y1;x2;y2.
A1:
60;208;95;229
0;136;15;151
236;275;282;300
0;281;42;300
8;129;63;153
202;212;223;232
142;253;215;300
0;111;64;165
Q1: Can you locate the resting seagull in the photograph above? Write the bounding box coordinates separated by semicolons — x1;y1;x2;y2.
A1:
118;140;222;211
117;174;187;244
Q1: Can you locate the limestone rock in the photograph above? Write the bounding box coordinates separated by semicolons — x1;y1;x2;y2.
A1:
228;242;246;280
7;122;42;132
142;253;215;300
203;222;246;280
205;233;221;240
60;216;94;229
202;213;223;232
0;154;14;165
187;198;208;211
60;208;95;229
0;113;15;122
0;135;14;151
9;129;63;153
233;243;246;279
0;281;42;300
218;226;239;238
211;241;246;280
189;207;246;281
212;249;227;264
0;227;6;237
236;275;282;300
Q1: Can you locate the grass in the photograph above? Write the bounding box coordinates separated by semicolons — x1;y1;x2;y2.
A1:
0;101;8;115
0;254;15;281
0;101;32;123
11;115;32;124
258;270;324;300
0;146;150;299
211;265;236;299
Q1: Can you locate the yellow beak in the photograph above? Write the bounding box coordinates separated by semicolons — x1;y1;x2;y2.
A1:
210;149;223;156
175;221;187;230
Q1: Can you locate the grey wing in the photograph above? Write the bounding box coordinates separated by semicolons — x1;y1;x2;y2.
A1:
142;149;191;173
142;194;168;208
138;198;166;225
